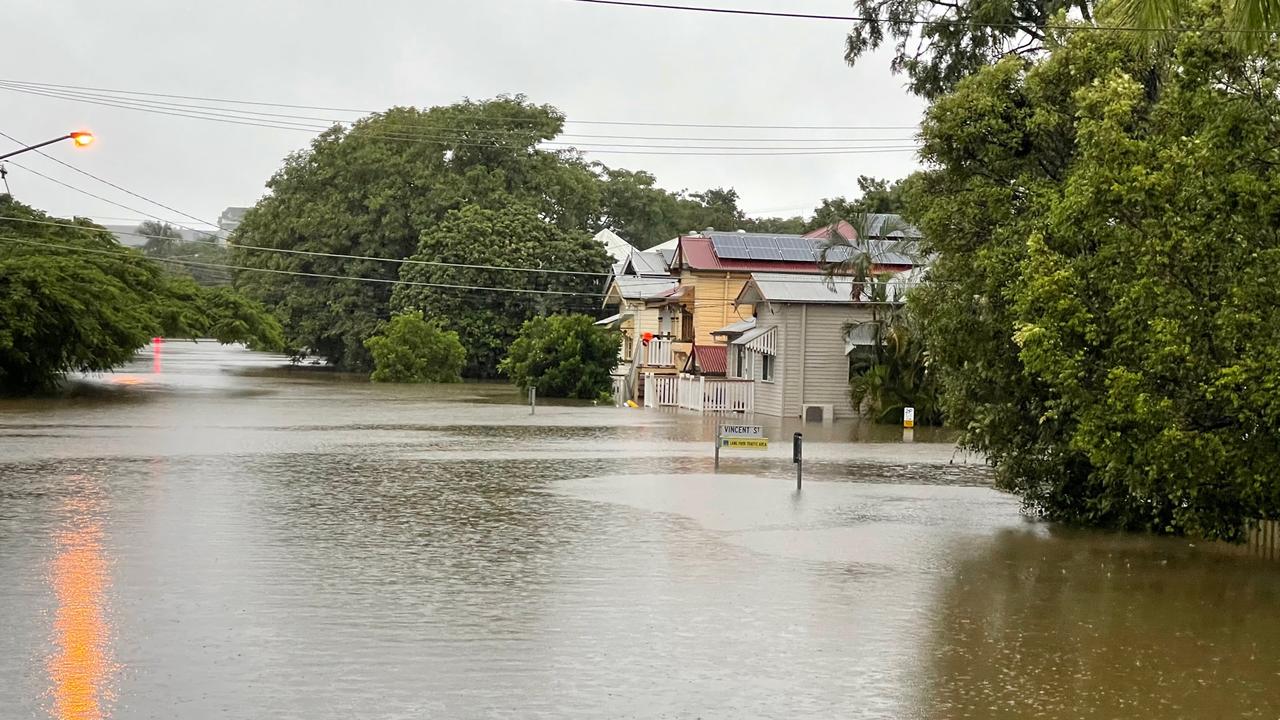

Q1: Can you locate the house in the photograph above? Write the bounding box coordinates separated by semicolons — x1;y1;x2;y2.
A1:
600;249;683;403
608;222;925;411
729;273;884;421
218;206;250;233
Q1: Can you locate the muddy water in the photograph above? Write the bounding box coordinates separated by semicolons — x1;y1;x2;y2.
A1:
0;342;1276;719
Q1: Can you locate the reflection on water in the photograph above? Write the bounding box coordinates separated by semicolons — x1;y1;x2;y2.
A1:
0;343;1276;718
46;477;116;720
921;529;1280;719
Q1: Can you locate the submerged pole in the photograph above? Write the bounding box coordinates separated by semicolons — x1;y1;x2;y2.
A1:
793;432;803;490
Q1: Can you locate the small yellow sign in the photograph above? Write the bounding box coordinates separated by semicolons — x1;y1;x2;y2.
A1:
722;438;769;450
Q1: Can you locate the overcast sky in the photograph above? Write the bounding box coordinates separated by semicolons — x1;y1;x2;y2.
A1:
2;0;925;231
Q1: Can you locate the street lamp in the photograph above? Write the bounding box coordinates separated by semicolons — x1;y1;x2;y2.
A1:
0;131;95;161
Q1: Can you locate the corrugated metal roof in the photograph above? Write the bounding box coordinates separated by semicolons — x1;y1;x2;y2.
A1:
737;273;856;305
610;276;679;300
712;318;756;336
683;344;728;375
595;229;635;262
731;325;773;346
594;313;624;328
627;251;670;276
802;215;923;240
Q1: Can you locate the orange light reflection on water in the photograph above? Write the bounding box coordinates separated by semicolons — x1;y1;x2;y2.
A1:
46;491;116;720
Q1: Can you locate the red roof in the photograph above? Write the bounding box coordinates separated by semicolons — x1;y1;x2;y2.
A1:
803;221;857;241
677;236;910;275
684;344;728;376
677;236;824;274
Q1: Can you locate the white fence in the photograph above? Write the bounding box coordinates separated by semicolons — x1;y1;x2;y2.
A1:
644;373;753;413
643;373;680;408
643;338;675;367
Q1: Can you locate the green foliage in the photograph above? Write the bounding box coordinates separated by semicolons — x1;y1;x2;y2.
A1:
231;96;603;371
392;202;610;378
844;0;1093;99
912;16;1280;540
498;314;621;399
0;197;282;395
848;314;943;426
806;176;918;232
138;221;233;287
364;311;465;383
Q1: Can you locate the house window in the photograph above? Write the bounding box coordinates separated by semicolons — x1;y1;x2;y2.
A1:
736;346;747;378
761;354;774;382
680;309;695;342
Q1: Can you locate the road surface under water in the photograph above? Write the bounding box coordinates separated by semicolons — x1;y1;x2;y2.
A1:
1;341;1277;719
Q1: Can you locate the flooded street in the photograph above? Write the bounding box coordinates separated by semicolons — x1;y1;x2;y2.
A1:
2;342;1278;719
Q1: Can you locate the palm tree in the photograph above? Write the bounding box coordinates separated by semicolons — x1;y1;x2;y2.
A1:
815;213;940;424
1105;0;1280;45
137;220;183;257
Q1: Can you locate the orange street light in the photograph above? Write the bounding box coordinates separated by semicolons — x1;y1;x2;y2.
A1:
0;130;97;161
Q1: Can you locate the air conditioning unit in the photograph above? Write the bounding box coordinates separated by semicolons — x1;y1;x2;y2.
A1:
802;404;834;424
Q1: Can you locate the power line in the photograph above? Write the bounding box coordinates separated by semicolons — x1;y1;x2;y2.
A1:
0;78;922;131
0;84;921;156
0;81;918;142
0;235;611;298
1;159;210;235
0;214;615;277
568;0;1277;34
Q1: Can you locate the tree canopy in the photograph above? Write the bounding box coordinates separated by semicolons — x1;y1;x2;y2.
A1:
365;311;465;383
844;0;1093;99
0;197;282;395
391;202;610;378
910;14;1280;539
499;314;621;400
231;95;859;372
231;96;602;371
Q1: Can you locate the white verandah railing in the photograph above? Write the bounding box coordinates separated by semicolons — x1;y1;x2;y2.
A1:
644;373;754;413
643;337;675;367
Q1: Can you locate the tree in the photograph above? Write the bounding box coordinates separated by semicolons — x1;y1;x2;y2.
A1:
364;311;465;383
596;167;685;249
807;176;915;232
911;14;1280;539
139;224;234;287
391;202;611;378
817;213;940;423
137;220;182;255
844;0;1092;99
1105;0;1280;45
499;314;621;400
231;96;604;371
0;198;282;395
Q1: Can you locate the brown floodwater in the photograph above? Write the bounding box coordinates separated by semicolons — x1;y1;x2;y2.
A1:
1;341;1276;719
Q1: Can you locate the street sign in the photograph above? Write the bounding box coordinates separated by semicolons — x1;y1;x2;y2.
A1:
903;407;915;429
721;437;768;450
720;424;763;438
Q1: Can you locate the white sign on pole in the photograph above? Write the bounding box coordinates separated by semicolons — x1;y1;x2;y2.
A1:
903;407;916;429
720;424;763;438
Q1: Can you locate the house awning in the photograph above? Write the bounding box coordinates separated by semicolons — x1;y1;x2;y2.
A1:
730;326;776;355
844;322;878;351
594;313;625;329
711;318;756;338
682;344;728;376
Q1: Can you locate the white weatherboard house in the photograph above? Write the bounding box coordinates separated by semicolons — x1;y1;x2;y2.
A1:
730;273;877;421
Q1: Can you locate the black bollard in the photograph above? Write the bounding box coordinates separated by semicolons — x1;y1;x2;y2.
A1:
792;432;803;490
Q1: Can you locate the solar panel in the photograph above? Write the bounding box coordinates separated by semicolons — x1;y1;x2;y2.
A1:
710;234;751;259
742;236;783;261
